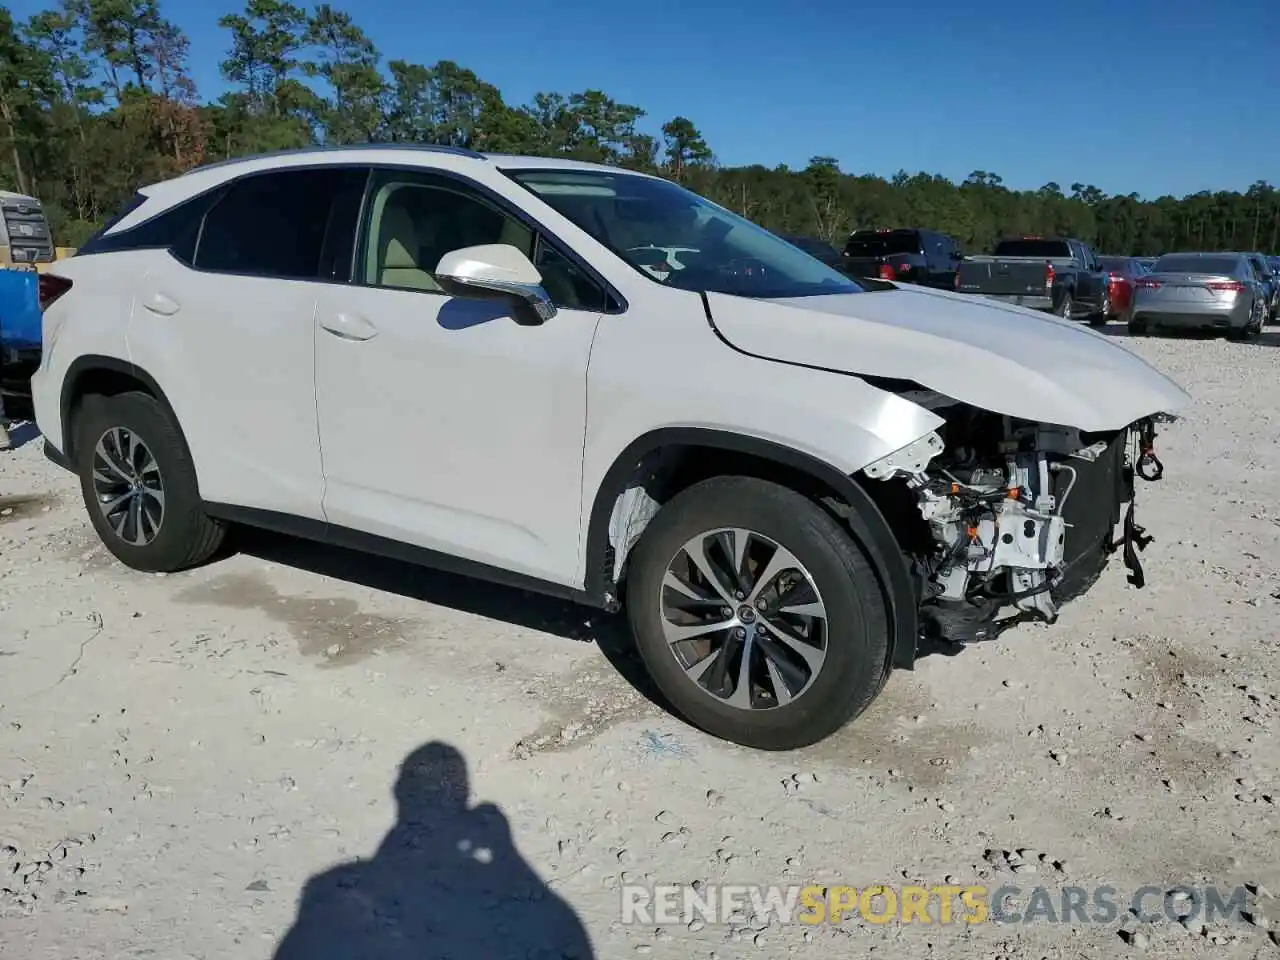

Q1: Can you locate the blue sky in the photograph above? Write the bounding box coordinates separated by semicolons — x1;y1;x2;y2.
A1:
11;0;1278;198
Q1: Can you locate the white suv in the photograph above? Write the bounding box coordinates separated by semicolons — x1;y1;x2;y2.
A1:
31;146;1189;750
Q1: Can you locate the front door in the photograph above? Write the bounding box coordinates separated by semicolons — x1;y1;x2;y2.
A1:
313;167;608;585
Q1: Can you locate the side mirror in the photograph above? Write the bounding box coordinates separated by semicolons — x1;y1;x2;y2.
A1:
434;243;557;326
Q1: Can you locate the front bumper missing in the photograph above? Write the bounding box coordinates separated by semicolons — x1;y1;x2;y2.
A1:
916;414;1171;647
1103;416;1166;590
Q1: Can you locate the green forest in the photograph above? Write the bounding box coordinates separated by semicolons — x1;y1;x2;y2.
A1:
2;0;1278;254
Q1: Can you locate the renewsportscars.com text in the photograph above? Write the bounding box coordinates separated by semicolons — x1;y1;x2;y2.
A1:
620;883;1251;926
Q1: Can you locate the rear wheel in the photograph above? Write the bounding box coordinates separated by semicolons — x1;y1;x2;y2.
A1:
74;391;225;572
1088;290;1110;326
625;476;891;751
1055;292;1073;318
1127;317;1149;336
1228;301;1263;341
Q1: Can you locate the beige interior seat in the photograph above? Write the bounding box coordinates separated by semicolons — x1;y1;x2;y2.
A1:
378;204;441;292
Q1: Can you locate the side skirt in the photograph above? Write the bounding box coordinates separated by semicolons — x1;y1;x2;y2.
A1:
201;502;612;611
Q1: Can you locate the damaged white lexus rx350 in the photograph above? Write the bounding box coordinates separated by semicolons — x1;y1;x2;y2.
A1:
30;146;1189;750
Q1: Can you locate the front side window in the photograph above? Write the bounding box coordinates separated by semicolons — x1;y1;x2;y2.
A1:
358;170;605;310
511;169;864;300
195;168;346;279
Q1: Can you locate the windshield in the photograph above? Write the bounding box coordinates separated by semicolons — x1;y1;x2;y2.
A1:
510;170;864;299
1152;254;1240;275
1099;257;1131;273
843;232;921;257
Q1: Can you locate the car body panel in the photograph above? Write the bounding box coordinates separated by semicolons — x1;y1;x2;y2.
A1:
30;253;141;453
32;146;1188;608
129;254;328;519
312;283;603;586
705;284;1190;432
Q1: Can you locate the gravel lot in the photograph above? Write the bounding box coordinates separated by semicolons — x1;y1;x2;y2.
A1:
2;329;1280;959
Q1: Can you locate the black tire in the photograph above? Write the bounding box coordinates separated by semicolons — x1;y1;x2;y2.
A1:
625;476;891;751
74;391;225;572
1127;318;1148;336
1227;303;1262;341
1088;291;1110;326
1054;292;1073;319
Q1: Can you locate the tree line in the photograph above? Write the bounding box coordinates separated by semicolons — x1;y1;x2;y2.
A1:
2;0;1278;255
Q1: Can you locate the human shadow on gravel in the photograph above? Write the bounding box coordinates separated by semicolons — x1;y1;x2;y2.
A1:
273;741;595;960
230;527;667;709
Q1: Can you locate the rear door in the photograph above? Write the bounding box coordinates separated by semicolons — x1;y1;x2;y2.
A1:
127;166;362;519
1072;242;1105;309
929;233;961;289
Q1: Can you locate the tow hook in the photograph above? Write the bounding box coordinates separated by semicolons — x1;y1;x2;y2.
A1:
1136;418;1164;482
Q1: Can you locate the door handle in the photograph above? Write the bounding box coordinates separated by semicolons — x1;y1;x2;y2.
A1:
142;292;181;316
319;312;378;341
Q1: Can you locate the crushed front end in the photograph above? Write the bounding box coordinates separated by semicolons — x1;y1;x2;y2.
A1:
863;398;1173;647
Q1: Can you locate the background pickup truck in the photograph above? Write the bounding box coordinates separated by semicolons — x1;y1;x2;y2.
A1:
840;228;963;289
954;236;1110;324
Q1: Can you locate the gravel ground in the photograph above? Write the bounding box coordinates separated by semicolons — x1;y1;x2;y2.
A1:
2;328;1280;959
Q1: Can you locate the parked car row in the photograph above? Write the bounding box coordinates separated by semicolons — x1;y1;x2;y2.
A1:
779;228;1278;339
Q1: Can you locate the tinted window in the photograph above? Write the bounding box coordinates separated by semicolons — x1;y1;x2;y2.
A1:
1152;254;1240;275
844;232;921;257
79;193;148;248
1099;257;1135;274
78;190;209;262
992;239;1072;258
513;169;863;300
360;169;605;311
534;239;606;311
195;168;346;279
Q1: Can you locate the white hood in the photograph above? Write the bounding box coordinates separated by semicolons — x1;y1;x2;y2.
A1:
706;284;1191;433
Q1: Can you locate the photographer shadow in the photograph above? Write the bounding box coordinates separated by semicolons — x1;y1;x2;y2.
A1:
273;741;594;960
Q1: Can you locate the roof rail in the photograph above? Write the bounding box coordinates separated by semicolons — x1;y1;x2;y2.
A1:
186;142;486;175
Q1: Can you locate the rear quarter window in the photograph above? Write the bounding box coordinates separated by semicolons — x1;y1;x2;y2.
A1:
77;191;211;263
992;239;1072;258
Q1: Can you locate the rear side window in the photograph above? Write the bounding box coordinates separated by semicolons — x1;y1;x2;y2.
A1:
194;168;347;280
992;239;1072;258
843;231;921;257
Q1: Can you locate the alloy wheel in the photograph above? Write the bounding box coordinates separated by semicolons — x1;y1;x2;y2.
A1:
658;527;828;711
91;426;166;545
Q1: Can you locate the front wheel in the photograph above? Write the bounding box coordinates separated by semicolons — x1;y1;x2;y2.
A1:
624;476;891;751
74;391;226;572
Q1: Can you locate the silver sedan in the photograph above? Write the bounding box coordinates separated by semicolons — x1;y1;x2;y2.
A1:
1129;252;1267;340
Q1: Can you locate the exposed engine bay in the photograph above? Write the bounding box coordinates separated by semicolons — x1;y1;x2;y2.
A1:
862;389;1172;646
